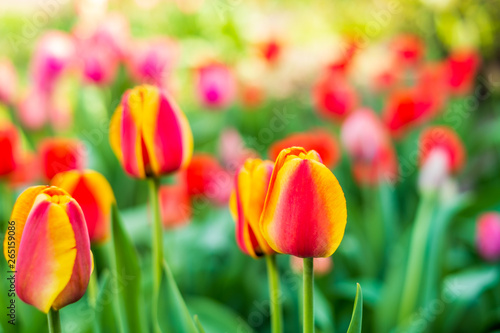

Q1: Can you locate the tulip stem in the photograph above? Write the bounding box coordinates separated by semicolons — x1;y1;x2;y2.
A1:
48;309;61;333
303;257;314;333
266;255;283;333
149;177;163;333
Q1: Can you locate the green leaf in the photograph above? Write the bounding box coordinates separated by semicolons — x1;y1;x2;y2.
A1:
347;283;363;333
186;297;254;333
111;204;146;333
95;270;118;333
158;261;198;333
193;315;206;333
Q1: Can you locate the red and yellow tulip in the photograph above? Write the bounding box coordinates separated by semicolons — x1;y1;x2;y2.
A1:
260;147;347;258
50;170;115;243
3;186;92;313
109;84;193;179
230;158;274;258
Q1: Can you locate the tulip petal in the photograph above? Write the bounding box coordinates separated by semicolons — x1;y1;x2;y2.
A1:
261;151;347;257
3;186;47;266
121;90;146;178
109;105;124;163
16;200;77;313
52;200;92;310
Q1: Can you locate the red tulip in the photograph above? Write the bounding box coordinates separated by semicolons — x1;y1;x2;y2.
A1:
391;34;425;67
39;138;85;181
313;71;357;121
159;181;191;229
51;170;115;243
0;121;20;177
445;49;480;95
196;62;236;110
0;58;18;105
342;109;398;185
269;130;340;168
419;126;465;174
476;212;500;262
260;147;347;257
185;154;231;205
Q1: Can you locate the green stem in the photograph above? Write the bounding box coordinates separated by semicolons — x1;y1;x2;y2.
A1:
265;255;283;333
398;192;436;323
149;178;163;333
88;269;98;308
303;258;314;333
47;309;61;333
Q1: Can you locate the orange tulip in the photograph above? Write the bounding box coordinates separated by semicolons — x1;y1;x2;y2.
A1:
260;147;347;258
51;170;115;243
3;186;92;313
109;85;193;179
229;158;274;258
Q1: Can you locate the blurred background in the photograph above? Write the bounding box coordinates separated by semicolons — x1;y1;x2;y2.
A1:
1;0;500;332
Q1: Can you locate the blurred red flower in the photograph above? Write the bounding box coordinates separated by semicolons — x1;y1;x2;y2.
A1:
445;49;480;96
0;121;20;177
39;138;85;181
159;180;191;229
391;34;425;67
268;130;340;168
313;71;358;121
419;126;465;174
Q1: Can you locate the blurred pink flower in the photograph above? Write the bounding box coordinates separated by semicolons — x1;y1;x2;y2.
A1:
342;108;398;185
77;39;119;85
18;88;49;130
0;59;18;105
290;256;333;276
218;128;259;173
126;38;179;88
476;212;500;262
196;62;236;110
30;31;75;94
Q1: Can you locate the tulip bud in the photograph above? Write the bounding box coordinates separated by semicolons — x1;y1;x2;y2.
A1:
476;213;500;262
419;126;465;174
51;170;115;243
109;85;193;179
313;71;357;121
260;147;347;258
3;186;92;313
269;130;340;168
39;138;86;181
196;62;236;110
0;121;20;177
230;158;275;258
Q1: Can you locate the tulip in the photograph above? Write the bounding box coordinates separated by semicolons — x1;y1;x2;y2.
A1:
50;170;115;243
342;109;398;185
229;158;274;258
3;185;92;313
39;138;85;181
18;87;49;130
8;152;39;189
30;31;75;94
257;38;282;65
476;212;500;262
391;34;425;67
445;49;480;95
185;154;232;205
196;62;236;110
0;58;18;105
0;121;20;177
327;36;359;73
418;126;465;192
126;38;179;88
159;181;191;229
109;84;193;179
383;88;440;138
313;71;357;121
80;43;118;85
260;147;347;258
269;130;340;168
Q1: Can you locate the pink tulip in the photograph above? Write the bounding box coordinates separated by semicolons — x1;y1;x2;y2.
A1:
476;213;500;262
196;62;236;110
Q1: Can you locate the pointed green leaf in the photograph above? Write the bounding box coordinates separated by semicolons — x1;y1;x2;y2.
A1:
111;204;146;333
347;283;363;333
194;315;206;333
158;260;198;333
